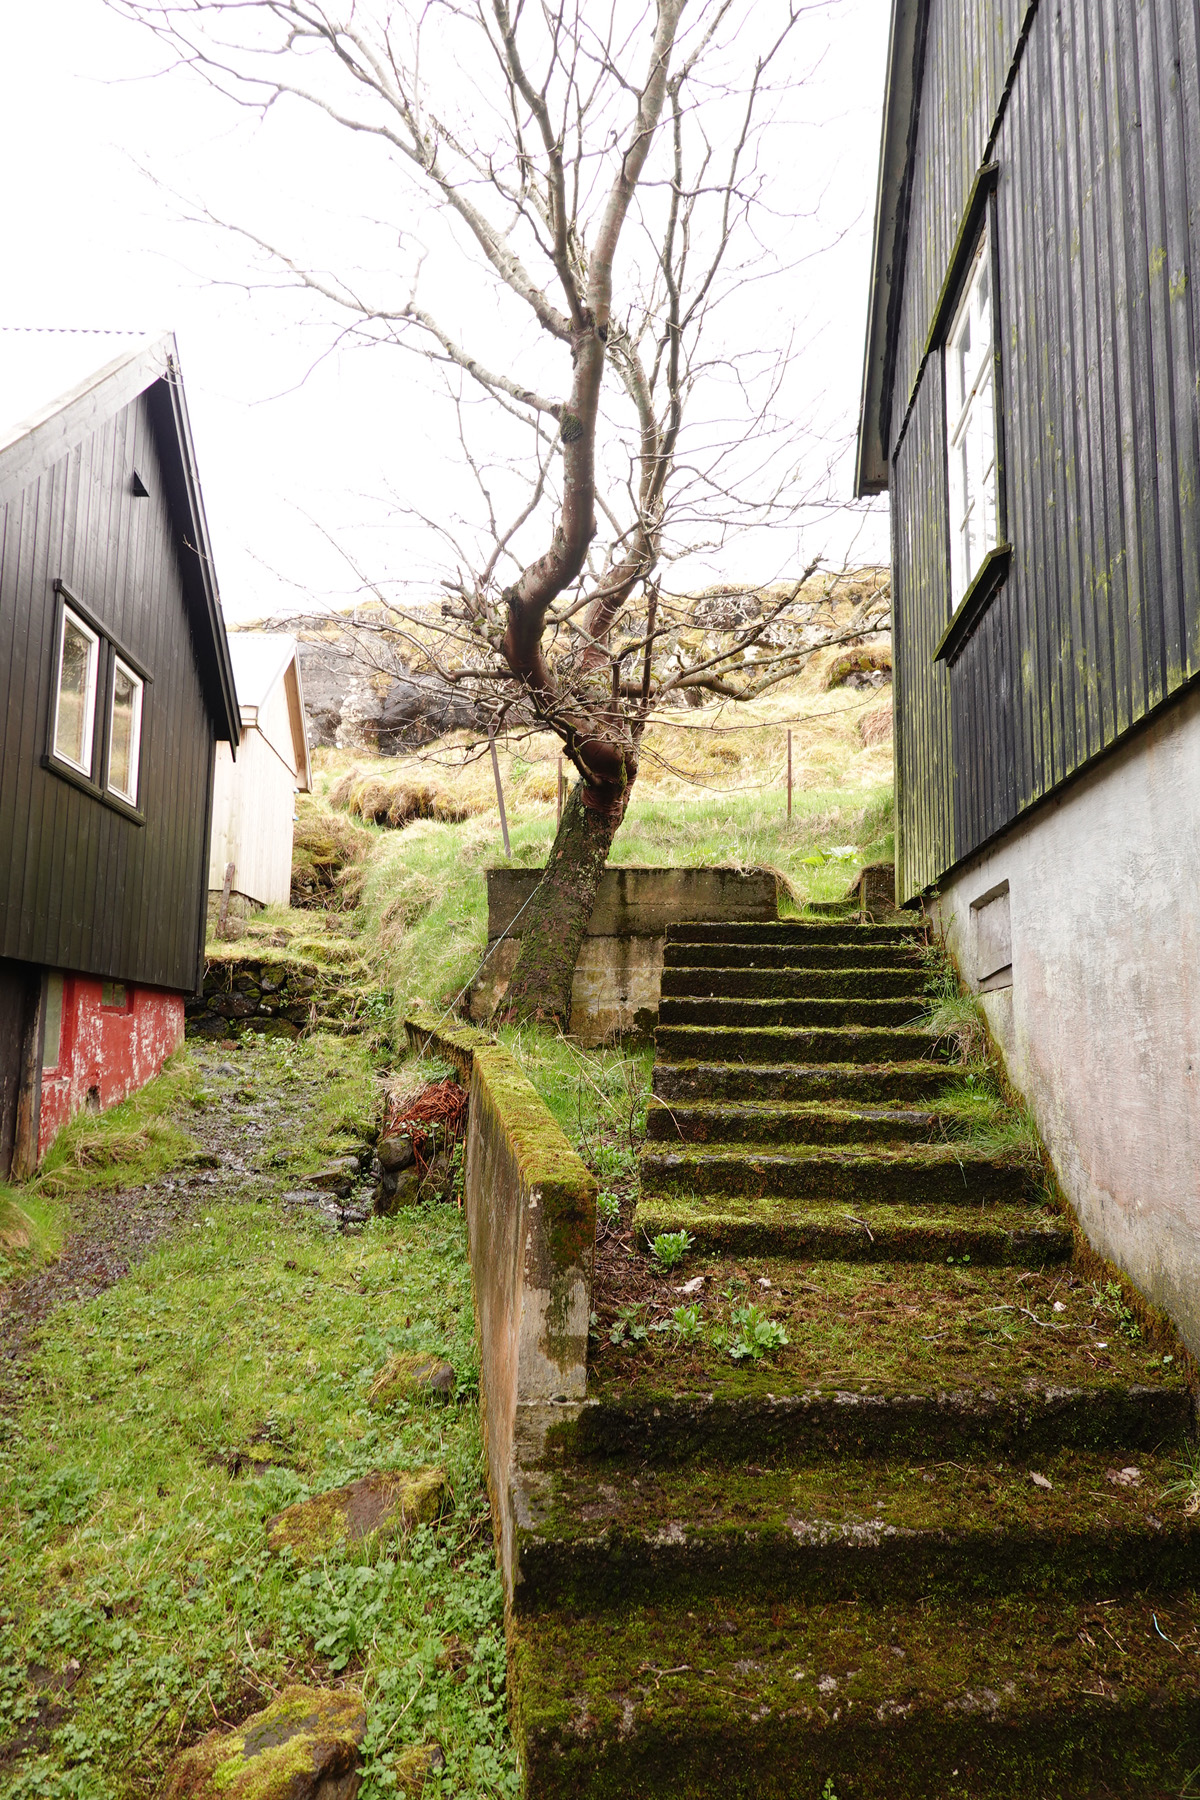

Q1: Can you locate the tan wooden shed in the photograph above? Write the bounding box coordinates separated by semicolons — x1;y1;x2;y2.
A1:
207;633;311;910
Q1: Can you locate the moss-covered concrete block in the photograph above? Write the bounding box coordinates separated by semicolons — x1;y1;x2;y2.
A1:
369;1354;455;1408
163;1684;365;1800
267;1468;448;1560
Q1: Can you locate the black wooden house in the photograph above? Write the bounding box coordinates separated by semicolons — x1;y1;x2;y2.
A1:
858;3;1200;1348
0;332;238;1176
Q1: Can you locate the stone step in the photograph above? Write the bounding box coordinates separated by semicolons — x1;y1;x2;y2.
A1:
652;1059;964;1106
660;965;928;1000
667;921;923;946
658;995;926;1028
633;1198;1071;1263
645;1097;943;1146
639;1143;1031;1207
663;939;923;970
511;1448;1198;1613
510;1587;1200;1799
580;1260;1184;1459
564;1376;1190;1468
655;1024;947;1065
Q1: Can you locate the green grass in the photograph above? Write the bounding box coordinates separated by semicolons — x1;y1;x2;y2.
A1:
0;1189;66;1284
355;783;894;1034
0;1038;517;1800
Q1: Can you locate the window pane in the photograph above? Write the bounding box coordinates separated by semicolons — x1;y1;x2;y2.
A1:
42;974;64;1070
55;615;97;771
108;661;143;803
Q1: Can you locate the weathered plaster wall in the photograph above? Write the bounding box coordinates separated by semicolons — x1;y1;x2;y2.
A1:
473;866;780;1043
931;685;1200;1353
404;1015;596;1599
39;978;184;1157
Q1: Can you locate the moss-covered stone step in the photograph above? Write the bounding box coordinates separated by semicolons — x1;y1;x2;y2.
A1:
660;964;928;1000
559;1377;1191;1471
633;1197;1070;1262
652;1058;963;1106
509;1588;1200;1799
582;1258;1186;1449
655;1024;947;1065
663;938;924;970
666;922;923;947
645;1097;942;1146
639;1142;1031;1207
658;995;924;1029
511;1449;1200;1612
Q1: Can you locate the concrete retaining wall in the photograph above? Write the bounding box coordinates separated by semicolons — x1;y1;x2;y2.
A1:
930;683;1200;1355
472;865;780;1044
404;1014;596;1596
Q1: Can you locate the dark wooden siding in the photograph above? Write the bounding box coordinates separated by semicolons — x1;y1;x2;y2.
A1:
892;362;955;898
889;0;1200;898
0;388;215;990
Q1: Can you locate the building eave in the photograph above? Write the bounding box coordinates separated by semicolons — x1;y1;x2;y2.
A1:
854;0;931;498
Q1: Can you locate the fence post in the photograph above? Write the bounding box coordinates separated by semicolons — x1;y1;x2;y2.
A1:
489;728;511;858
787;730;793;822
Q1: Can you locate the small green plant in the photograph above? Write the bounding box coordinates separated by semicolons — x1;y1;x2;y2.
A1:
729;1303;789;1361
609;1304;649;1347
1161;1443;1200;1517
594;1141;637;1186
820;1780;840;1800
670;1303;703;1344
1097;1280;1143;1342
596;1189;621;1226
649;1230;693;1271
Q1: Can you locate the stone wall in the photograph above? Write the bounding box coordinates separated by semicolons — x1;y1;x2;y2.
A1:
471;865;781;1045
186;956;342;1040
404;1014;596;1600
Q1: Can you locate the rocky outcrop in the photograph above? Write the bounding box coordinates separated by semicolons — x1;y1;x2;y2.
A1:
267;1468;449;1561
163;1686;366;1800
277;621;485;753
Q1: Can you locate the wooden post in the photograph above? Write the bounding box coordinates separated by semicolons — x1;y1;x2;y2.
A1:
557;756;564;826
489;728;511;858
787;730;793;822
217;861;236;938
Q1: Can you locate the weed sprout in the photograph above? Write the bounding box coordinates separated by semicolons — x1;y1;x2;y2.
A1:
729;1304;789;1362
670;1304;703;1344
596;1190;621;1227
649;1230;693;1271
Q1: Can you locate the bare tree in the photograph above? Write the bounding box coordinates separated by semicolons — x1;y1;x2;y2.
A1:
111;0;852;1026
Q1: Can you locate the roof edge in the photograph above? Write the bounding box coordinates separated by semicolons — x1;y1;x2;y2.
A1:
854;0;930;497
0;335;175;508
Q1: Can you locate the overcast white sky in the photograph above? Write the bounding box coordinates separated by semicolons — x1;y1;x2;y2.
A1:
0;1;891;623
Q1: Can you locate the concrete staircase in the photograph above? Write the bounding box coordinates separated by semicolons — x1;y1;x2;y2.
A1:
508;921;1200;1798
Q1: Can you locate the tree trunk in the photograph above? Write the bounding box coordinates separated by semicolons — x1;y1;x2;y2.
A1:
501;783;625;1030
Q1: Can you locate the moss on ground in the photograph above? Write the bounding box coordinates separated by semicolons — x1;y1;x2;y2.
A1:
585;1257;1188;1399
514;1445;1200;1610
509;1588;1200;1799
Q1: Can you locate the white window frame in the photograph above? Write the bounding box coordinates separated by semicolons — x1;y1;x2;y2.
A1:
945;221;999;611
52;606;100;776
107;656;144;806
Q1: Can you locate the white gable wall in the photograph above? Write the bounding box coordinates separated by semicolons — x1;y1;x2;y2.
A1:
207;723;299;907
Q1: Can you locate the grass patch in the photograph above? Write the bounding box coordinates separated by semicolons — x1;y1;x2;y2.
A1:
28;1053;202;1205
0;1035;517;1800
0;1190;65;1284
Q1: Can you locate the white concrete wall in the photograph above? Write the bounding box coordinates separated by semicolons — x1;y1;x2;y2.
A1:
931;683;1200;1353
207;728;298;907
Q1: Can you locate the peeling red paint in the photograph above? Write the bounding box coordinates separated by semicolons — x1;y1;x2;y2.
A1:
38;977;184;1158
